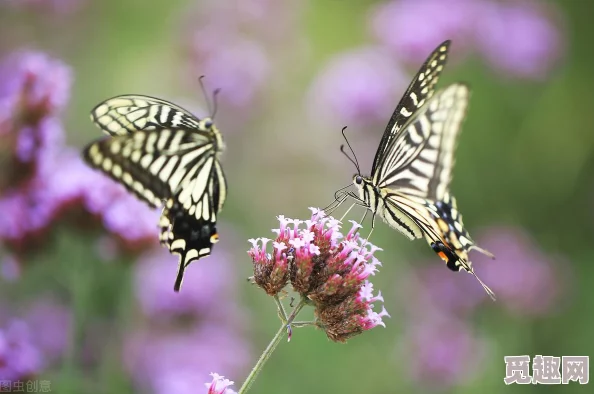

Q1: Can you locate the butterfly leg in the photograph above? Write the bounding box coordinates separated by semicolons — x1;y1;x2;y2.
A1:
339;203;356;223
322;190;350;217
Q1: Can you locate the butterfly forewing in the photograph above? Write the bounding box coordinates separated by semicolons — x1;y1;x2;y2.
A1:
90;95;203;136
372;40;451;175
83;95;227;291
375;83;469;201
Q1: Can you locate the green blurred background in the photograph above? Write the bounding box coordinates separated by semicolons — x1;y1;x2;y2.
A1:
1;0;593;393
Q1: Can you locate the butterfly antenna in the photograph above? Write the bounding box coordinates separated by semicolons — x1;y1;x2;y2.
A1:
340;126;361;175
211;88;221;119
199;75;214;117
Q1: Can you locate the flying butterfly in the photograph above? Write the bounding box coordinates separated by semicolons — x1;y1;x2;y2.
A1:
331;40;496;299
83;91;227;292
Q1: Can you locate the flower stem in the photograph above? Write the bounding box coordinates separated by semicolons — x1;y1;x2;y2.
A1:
238;298;307;394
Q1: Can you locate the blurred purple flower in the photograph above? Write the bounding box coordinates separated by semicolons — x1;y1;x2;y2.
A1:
472;226;561;316
14;117;65;164
38;148;160;243
402;226;562;317
398;314;488;388
0;51;71;191
191;28;269;109
369;0;477;64
124;324;249;394
0;320;44;380
0;50;72;129
410;264;488;317
23;298;71;361
0;144;160;249
307;47;408;128
0;188;57;242
133;243;236;320
475;1;563;79
1;254;21;281
99;192;159;243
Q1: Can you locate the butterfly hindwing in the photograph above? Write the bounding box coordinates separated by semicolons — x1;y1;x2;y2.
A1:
84;95;226;291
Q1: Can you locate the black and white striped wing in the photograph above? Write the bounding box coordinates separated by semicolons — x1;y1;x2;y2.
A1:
371;40;451;176
84;95;219;205
374;83;469;201
90;95;203;137
83;95;227;291
158;152;226;291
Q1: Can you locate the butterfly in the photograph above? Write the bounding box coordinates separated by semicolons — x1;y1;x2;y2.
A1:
334;40;496;299
83;94;227;292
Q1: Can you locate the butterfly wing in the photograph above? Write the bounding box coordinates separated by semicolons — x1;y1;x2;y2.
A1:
83;95;227;291
90;94;204;136
159;152;227;291
371;40;451;176
374;84;494;297
374;83;469;201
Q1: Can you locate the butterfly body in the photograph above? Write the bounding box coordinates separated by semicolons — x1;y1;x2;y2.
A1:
345;41;495;299
83;95;227;291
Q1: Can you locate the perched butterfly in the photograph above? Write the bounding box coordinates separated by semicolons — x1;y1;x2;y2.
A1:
83;94;227;292
334;40;496;299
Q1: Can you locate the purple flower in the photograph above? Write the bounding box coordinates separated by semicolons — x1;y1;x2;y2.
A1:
99;192;160;243
472;226;562;316
0;51;71;190
307;46;408;129
405;264;487;317
398;313;488;388
475;1;563;79
0;320;44;380
0;188;57;243
1;254;21;281
190;27;269;109
0;50;72;129
248;208;389;342
369;0;477;64
14;116;65;164
40;149;160;244
205;373;237;394
23;298;71;361
124;324;250;394
133;239;237;319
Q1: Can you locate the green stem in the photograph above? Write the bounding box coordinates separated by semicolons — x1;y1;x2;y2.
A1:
238;298;307;394
273;294;288;321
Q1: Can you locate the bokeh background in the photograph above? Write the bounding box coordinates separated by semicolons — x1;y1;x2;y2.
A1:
1;0;593;393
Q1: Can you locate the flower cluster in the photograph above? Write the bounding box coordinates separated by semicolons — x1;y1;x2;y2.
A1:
248;208;389;342
0;51;162;269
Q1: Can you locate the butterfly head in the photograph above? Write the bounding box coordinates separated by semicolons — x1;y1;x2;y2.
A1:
200;118;214;130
